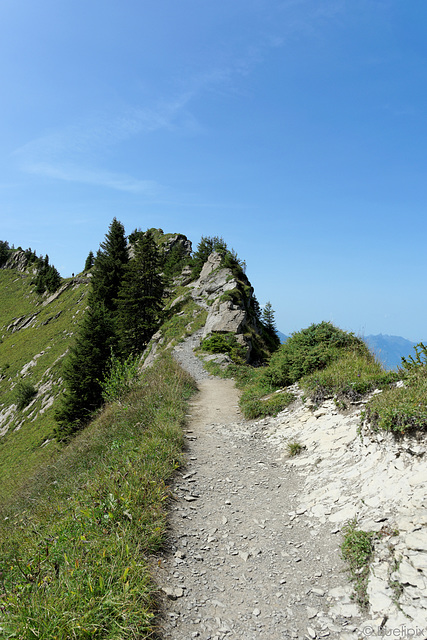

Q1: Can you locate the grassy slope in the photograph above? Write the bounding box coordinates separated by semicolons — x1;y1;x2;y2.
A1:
0;261;200;638
0;269;90;505
0;355;196;638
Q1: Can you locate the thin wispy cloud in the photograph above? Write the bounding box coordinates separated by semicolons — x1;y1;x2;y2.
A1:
23;162;159;194
15;95;195;160
12;2;350;194
13;93;197;192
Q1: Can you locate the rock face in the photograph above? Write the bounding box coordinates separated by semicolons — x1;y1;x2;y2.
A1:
144;250;266;366
190;252;247;338
162;233;192;258
263;387;427;630
3;250;33;272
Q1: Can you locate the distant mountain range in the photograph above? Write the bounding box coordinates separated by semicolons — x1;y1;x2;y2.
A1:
277;330;422;371
363;334;422;371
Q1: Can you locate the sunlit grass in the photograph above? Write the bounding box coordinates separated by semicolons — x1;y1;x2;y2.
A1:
341;520;374;609
0;354;196;638
300;349;398;405
365;367;427;433
0;272;90;504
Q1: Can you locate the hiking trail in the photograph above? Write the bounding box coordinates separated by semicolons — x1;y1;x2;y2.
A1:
152;336;365;640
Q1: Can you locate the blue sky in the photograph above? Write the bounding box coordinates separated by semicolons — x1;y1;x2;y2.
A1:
1;1;427;341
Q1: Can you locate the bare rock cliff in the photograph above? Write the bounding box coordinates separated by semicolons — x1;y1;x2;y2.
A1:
143;251;268;368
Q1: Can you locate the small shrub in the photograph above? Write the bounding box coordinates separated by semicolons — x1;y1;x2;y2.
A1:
101;352;140;403
341;520;374;609
286;441;303;456
200;332;247;363
220;288;243;306
14;380;37;410
400;342;427;379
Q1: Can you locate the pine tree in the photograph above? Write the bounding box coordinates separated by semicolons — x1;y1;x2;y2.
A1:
90;218;128;313
262;301;276;332
84;250;94;272
0;240;10;267
262;301;280;348
33;255;61;294
190;235;228;278
117;231;164;358
55;218;128;437
55;304;115;438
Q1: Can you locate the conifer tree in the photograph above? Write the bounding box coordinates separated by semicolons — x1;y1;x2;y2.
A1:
90;218;128;313
0;240;10;267
33;255;61;294
55;218;129;437
55;305;115;438
84;250;94;272
262;301;276;332
117;230;164;357
262;301;280;348
190;235;228;278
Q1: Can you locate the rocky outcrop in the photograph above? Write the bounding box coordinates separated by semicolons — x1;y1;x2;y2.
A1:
187;252;261;358
3;250;34;272
7;312;40;332
162;233;192;258
190;253;247;337
143;250;266;366
262;387;427;631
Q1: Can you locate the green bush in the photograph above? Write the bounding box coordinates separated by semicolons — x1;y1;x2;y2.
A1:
101;352;141;403
263;321;370;388
201;332;235;354
220;288;243;306
301;350;398;405
200;332;247;364
15;380;37;410
400;342;427;379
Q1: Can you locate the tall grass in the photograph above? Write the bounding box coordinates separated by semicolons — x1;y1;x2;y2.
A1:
0;355;196;639
365;343;427;433
341;520;374;609
301;350;398;405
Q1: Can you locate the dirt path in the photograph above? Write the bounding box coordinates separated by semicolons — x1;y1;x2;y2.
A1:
153;376;362;640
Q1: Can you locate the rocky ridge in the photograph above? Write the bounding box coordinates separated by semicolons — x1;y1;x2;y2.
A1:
143;251;266;368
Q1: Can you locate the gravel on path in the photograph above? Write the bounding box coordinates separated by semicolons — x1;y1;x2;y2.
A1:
172;329;212;381
151;336;363;639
